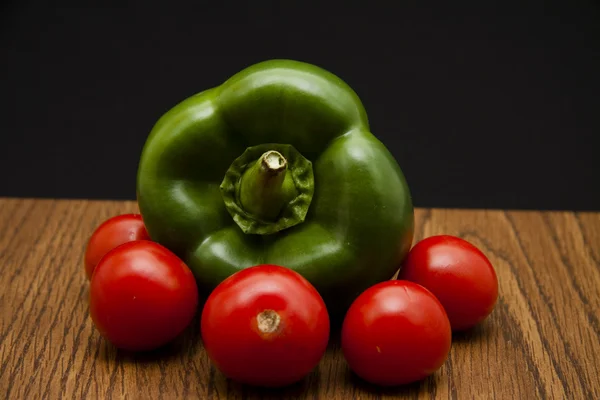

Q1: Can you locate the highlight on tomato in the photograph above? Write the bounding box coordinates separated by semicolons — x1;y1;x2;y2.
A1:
84;213;150;279
397;234;499;331
200;264;330;387
341;280;452;386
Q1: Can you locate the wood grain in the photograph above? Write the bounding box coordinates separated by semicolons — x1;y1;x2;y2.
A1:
1;198;599;399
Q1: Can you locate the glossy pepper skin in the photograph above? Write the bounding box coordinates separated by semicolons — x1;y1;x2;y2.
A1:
136;59;414;317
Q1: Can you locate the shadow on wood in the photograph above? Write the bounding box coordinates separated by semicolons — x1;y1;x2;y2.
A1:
451;319;496;344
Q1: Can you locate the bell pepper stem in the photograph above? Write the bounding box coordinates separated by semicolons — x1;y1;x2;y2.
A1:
239;150;298;222
220;143;315;235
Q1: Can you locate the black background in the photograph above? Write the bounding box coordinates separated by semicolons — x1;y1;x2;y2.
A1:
2;1;599;210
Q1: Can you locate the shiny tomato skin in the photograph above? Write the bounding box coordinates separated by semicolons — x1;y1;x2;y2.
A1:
200;264;330;387
341;280;452;386
84;214;150;280
397;235;499;331
89;240;198;351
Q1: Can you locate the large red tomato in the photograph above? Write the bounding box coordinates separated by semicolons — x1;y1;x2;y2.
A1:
89;240;198;351
341;280;452;386
200;264;330;387
84;213;150;279
397;235;499;331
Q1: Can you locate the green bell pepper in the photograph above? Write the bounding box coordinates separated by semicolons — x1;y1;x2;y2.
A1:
136;59;414;316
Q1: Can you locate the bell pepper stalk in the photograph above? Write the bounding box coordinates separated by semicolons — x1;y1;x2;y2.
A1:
136;59;414;317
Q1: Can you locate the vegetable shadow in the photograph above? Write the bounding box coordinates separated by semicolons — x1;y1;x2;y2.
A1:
212;367;322;400
99;311;202;364
348;369;432;397
451;319;496;343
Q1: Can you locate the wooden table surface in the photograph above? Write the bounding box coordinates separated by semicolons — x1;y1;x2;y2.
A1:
1;198;599;399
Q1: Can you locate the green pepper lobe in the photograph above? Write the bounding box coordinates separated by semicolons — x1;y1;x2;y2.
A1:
136;59;414;317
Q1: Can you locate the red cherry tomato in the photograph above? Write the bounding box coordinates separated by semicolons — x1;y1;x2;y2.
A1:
200;264;330;387
397;235;499;331
89;240;198;351
341;280;452;386
84;214;150;280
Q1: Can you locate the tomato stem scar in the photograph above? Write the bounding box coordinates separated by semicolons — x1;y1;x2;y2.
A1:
257;310;281;334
